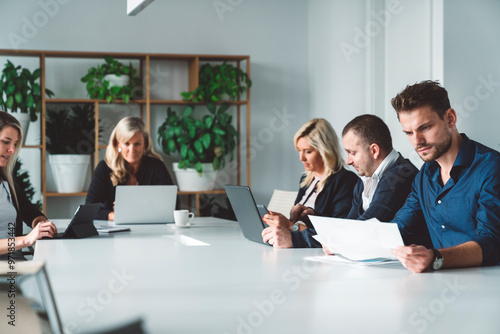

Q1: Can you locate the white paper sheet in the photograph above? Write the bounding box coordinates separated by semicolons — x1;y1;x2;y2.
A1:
304;255;400;266
309;216;403;261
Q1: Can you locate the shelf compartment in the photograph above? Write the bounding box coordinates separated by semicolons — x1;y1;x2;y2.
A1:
177;190;227;217
22;145;43;149
45;192;87;197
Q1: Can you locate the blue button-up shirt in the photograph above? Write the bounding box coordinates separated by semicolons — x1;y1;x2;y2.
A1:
393;134;500;265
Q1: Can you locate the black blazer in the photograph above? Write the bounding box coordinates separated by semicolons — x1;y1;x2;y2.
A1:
294;167;358;227
12;181;45;237
346;154;419;221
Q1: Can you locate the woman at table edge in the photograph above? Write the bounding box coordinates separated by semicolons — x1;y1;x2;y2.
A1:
85;116;175;221
262;118;358;246
0;111;57;259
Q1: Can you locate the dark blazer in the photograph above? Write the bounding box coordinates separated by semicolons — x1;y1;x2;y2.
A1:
292;154;419;248
294;167;358;226
346;154;418;221
85;156;175;220
290;168;357;249
13;181;45;237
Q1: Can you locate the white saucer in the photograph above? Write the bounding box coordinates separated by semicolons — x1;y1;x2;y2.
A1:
171;223;194;228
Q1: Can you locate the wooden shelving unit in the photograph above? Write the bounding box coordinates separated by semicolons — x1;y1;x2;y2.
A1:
0;49;251;216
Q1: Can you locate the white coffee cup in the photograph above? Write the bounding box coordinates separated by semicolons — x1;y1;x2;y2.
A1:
174;210;195;226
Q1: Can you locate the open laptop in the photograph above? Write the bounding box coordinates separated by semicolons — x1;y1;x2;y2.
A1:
46;203;100;239
114;185;178;224
225;185;270;245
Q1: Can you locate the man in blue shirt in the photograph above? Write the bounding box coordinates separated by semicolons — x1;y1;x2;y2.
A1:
390;80;500;273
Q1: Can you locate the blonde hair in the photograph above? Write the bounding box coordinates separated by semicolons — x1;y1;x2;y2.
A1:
105;116;162;186
0;111;23;207
293;118;343;192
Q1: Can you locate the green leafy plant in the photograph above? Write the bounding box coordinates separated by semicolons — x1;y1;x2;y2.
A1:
157;103;238;174
181;62;252;102
46;104;100;154
14;158;42;210
0;60;55;121
80;56;142;103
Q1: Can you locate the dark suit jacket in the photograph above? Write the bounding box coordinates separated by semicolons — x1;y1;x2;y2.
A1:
290;168;358;248
346;154;418;221
294;167;358;226
292;154;419;248
13;181;45;237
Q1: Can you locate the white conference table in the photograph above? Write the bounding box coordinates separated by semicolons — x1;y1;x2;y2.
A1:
33;217;500;334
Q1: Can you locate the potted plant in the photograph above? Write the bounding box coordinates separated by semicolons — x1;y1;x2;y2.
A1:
158;62;250;191
80;56;142;103
157;103;238;191
180;62;252;102
46;104;99;193
0;60;55;142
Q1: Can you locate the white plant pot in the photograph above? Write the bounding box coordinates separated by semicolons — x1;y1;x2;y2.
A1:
48;154;91;193
10;112;30;145
173;162;220;191
104;74;130;87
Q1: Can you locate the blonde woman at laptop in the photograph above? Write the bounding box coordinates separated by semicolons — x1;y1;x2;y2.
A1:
85;117;175;221
0;111;57;260
262;118;358;248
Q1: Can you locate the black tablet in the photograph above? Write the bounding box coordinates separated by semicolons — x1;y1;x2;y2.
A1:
46;203;100;239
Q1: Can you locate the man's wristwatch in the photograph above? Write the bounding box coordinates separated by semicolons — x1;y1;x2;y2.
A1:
291;222;300;232
430;249;444;271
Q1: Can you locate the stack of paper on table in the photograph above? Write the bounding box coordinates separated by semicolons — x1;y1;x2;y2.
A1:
306;216;404;264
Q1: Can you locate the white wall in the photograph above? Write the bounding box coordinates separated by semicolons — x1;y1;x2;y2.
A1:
308;0;367;138
383;0;443;169
308;0;500;174
443;0;500;152
0;0;310;216
308;0;443;170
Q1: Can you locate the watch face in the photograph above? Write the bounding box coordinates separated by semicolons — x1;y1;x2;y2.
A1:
432;250;444;270
432;258;443;270
291;223;299;232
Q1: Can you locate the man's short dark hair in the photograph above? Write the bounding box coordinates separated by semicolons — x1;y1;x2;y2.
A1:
391;80;451;119
342;114;392;154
